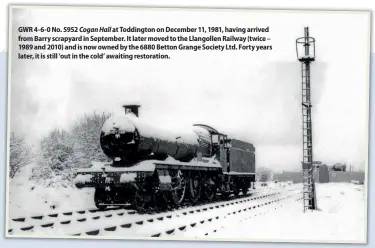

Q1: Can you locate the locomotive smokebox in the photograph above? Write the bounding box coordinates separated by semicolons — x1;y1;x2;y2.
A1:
100;114;139;165
123;104;140;117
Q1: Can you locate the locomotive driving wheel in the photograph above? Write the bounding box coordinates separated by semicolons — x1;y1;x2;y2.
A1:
169;170;187;206
94;187;109;210
131;191;147;213
202;174;216;201
188;171;202;204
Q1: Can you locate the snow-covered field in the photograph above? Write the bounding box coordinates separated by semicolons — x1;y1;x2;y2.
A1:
205;183;366;244
6;165;367;244
8;165;96;219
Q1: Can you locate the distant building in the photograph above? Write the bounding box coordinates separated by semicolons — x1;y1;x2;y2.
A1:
317;164;330;183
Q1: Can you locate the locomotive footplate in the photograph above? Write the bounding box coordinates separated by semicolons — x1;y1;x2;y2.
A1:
74;160;156;188
74;158;222;189
74;171;147;189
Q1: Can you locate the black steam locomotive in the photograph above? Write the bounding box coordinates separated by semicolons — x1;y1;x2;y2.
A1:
75;105;256;211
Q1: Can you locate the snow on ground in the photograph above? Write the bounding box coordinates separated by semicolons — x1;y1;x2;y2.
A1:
7;163;279;220
8;166;366;244
8;184;290;237
6;170;289;220
206;182;366;244
8;164;96;219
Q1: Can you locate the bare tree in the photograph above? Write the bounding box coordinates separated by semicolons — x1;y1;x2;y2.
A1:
9;132;34;178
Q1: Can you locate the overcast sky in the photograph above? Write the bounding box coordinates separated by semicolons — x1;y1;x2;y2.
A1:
10;7;370;171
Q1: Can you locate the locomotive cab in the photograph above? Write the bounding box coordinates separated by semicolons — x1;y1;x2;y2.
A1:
193;124;227;154
193;123;256;192
193;124;230;171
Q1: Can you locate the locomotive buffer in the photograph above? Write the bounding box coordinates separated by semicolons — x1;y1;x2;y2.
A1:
296;27;317;211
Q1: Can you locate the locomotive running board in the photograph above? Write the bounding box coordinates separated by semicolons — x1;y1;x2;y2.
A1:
77;160;157;173
77;158;222;174
74;159;223;188
97;203;130;206
223;171;256;177
154;161;222;171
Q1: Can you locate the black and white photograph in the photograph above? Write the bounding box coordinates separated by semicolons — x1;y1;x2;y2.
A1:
6;6;370;243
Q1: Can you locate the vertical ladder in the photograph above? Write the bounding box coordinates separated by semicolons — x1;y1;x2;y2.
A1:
297;27;317;212
301;58;316;212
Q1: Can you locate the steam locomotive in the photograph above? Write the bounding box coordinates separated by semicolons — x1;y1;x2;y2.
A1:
74;105;256;211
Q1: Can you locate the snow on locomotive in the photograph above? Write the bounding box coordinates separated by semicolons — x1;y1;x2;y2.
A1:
74;105;256;211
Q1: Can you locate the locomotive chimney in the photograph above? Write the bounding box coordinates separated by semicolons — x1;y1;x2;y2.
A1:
123;104;141;117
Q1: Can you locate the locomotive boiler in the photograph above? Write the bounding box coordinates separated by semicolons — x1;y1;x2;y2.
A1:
75;105;256;211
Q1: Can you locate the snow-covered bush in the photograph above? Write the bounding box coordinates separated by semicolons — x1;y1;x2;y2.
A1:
31;128;74;185
256;167;273;182
30;164;55;185
31;111;112;186
70;111;112;167
329;163;347;172
9;132;34;178
40;129;74;170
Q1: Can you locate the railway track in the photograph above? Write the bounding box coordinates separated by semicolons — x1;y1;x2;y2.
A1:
8;186;269;234
180;189;303;238
148;187;302;238
8;183;300;237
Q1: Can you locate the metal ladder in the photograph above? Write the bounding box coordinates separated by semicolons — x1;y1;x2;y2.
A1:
297;27;317;212
302;168;313;211
301;61;316;212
